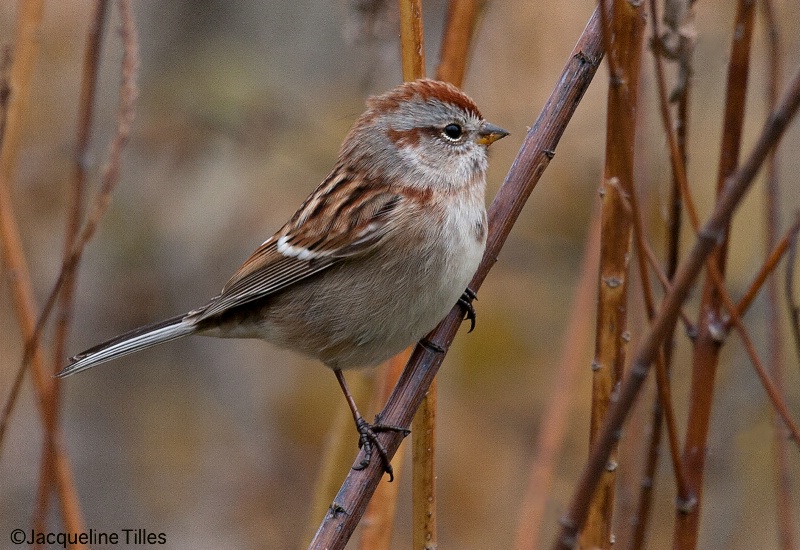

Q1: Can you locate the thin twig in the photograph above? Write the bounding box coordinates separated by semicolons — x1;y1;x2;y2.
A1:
650;3;800;524
608;0;693;513
631;0;695;536
760;1;797;545
650;14;800;478
512;204;601;550
33;0;110;532
0;0;51;452
309;7;606;548
733;219;800;321
553;64;800;550
1;0;139;441
3;2;136;538
716;282;800;444
788;216;800;368
674;1;756;545
0;0;88;538
640;239;695;335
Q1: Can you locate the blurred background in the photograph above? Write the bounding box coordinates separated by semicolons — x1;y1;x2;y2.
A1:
2;0;800;548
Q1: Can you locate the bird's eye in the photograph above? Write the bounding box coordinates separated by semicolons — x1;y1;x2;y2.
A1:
442;123;463;141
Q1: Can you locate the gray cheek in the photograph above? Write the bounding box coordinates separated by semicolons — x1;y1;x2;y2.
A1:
470;147;488;173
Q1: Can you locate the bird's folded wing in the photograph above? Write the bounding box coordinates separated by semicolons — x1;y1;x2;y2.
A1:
193;190;402;321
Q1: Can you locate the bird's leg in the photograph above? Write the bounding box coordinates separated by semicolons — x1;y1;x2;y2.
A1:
333;368;410;482
458;287;477;332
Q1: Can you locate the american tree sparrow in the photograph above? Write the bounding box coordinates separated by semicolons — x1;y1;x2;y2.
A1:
59;79;508;478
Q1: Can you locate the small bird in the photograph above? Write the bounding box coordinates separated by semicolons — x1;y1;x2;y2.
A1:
59;79;508;478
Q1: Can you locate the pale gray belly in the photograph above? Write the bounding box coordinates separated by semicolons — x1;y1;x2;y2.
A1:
205;229;484;369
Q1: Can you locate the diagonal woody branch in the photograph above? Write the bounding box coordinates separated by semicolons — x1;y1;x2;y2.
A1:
309;6;606;549
553;65;800;550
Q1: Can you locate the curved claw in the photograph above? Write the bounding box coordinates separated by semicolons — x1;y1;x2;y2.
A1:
458;287;478;332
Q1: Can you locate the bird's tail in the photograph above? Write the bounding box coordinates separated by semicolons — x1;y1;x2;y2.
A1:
58;314;195;377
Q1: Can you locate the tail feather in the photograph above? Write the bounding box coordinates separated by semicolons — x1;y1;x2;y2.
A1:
58;314;195;377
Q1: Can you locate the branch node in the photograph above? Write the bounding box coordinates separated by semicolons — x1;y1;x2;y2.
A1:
707;317;727;343
574;50;600;67
558;515;577;531
329;501;348;518
675;494;698;515
698;226;726;245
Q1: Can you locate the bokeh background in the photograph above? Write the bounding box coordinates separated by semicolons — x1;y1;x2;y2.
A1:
2;1;800;548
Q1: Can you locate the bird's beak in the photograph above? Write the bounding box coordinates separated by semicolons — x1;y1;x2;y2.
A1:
476;122;509;146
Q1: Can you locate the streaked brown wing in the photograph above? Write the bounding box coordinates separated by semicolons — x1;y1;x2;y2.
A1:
193;178;403;321
193;241;335;320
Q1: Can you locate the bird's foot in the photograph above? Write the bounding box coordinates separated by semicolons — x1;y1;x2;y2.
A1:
458;287;477;332
353;417;410;482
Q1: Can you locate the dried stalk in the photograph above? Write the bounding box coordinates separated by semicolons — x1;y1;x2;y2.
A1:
734;220;800;320
512;205;601;550
581;1;644;547
674;1;756;546
639;244;695;333
34;0;109;532
629;0;695;540
760;1;797;545
1;0;139;437
553;64;800;550
631;0;696;536
397;1;437;547
647;5;800;543
717;286;800;444
437;0;482;87
412;2;486;546
788;219;800;370
310;7;606;548
0;0;43;180
649;0;800;449
359;352;410;550
303;373;373;547
629;0;694;549
637;219;800;445
0;0;87;537
0;0;51;450
398;0;425;82
411;376;437;550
